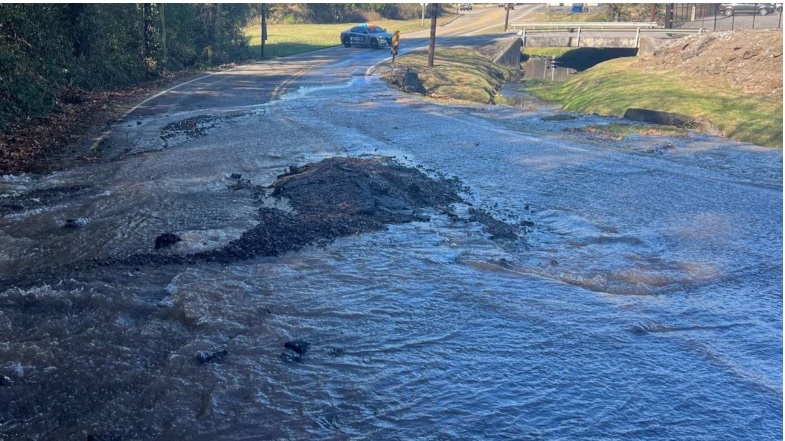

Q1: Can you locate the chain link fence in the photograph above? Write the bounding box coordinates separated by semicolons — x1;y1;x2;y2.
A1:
671;3;783;31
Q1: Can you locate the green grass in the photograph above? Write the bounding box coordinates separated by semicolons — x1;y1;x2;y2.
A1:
526;9;609;23
244;18;452;59
378;47;512;104
527;58;783;148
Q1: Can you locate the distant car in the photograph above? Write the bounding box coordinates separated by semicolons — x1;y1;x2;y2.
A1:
719;3;777;16
459;3;473;11
340;24;393;49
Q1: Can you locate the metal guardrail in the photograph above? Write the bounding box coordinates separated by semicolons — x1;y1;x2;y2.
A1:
511;21;661;30
637;28;706;35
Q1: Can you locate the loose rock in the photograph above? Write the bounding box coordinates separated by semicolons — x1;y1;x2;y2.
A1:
282;339;310;362
195;348;228;365
155;233;182;249
284;339;310;355
63;218;88;229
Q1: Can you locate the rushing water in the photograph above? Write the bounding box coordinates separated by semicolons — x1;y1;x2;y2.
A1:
0;71;781;440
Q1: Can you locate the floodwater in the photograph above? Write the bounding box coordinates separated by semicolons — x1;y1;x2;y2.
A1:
0;69;781;440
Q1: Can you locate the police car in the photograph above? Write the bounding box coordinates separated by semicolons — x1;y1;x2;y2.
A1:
340;24;393;49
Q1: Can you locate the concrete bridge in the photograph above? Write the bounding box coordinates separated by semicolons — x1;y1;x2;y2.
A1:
510;22;705;48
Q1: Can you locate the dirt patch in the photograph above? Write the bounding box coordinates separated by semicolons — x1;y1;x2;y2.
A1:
0;72;204;175
200;156;466;262
35;157;518;270
196;156;527;262
638;29;782;98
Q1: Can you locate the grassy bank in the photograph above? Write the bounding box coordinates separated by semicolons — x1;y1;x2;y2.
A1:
244;17;453;59
523;47;574;58
527;58;783;148
378;47;512;104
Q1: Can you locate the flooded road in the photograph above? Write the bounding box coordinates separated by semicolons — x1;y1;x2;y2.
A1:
0;41;782;440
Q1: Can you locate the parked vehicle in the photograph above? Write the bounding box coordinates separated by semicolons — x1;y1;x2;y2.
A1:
719;3;777;16
458;3;473;11
340;24;393;49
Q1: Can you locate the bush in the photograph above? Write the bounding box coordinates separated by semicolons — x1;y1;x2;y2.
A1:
0;3;253;129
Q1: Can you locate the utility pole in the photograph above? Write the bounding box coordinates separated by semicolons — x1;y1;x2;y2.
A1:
260;3;267;59
427;3;438;68
504;4;512;32
665;3;675;29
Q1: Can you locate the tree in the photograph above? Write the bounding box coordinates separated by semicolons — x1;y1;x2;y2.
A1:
65;4;90;59
142;3;154;77
604;4;661;22
0;3;254;128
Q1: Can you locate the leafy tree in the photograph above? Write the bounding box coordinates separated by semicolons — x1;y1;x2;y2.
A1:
0;3;253;129
603;4;660;22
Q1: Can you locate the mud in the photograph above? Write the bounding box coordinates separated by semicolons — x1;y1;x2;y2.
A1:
2;156;524;289
199;155;466;262
159;114;222;146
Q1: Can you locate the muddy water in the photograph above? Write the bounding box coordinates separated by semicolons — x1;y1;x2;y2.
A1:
0;72;781;440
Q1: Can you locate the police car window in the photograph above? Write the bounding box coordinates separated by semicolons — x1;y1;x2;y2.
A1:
350;27;364;33
368;27;387;33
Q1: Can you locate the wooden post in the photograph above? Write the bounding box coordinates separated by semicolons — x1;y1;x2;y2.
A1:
390;30;400;78
665;3;674;29
427;3;437;68
260;4;267;59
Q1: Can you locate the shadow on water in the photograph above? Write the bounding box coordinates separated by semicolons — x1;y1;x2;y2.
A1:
521;47;639;82
555;47;638;71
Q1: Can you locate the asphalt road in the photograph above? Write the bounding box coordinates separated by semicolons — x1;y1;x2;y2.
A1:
115;5;539;125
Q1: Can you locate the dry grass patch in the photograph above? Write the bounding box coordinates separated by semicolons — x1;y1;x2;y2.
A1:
380;47;512;104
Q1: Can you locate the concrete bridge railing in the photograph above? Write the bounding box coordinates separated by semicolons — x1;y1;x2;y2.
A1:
514;26;706;48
